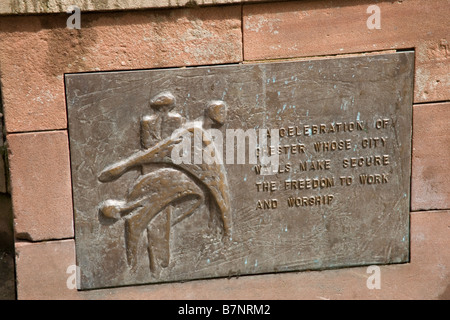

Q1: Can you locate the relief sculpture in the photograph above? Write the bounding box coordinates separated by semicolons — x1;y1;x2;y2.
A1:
98;92;232;274
67;52;414;289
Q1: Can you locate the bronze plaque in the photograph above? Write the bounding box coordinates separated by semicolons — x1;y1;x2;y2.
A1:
66;52;414;290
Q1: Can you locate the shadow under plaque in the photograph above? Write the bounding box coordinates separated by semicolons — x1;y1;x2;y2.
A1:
65;51;414;290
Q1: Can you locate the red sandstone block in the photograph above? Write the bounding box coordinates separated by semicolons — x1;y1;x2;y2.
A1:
243;0;449;103
7;131;74;241
415;39;450;103
0;6;242;133
15;211;450;300
0;155;6;194
412;102;450;211
15;240;79;300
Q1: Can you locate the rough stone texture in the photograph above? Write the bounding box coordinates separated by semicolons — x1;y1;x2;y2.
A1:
0;6;242;133
243;0;450;103
412;102;450;211
0;112;5;193
7;131;74;241
15;239;78;300
15;211;450;300
0;0;287;14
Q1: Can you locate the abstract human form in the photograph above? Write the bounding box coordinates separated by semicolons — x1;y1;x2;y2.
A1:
98;92;231;274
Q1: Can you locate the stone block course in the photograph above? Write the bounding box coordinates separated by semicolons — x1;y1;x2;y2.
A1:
0;0;288;14
15;211;450;300
0;6;242;133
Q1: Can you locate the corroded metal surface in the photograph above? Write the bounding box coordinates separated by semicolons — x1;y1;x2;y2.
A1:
66;52;414;290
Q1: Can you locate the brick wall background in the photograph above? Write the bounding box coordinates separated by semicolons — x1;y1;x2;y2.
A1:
0;0;448;299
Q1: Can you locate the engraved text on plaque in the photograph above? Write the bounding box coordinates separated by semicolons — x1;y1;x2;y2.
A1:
66;52;414;290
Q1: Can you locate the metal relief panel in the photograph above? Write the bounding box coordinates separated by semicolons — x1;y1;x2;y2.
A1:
66;52;414;290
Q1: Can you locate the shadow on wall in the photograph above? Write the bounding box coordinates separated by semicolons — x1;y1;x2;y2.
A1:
0;193;15;300
0;85;15;300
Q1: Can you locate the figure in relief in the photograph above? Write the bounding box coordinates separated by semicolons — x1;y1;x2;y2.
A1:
98;92;231;274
